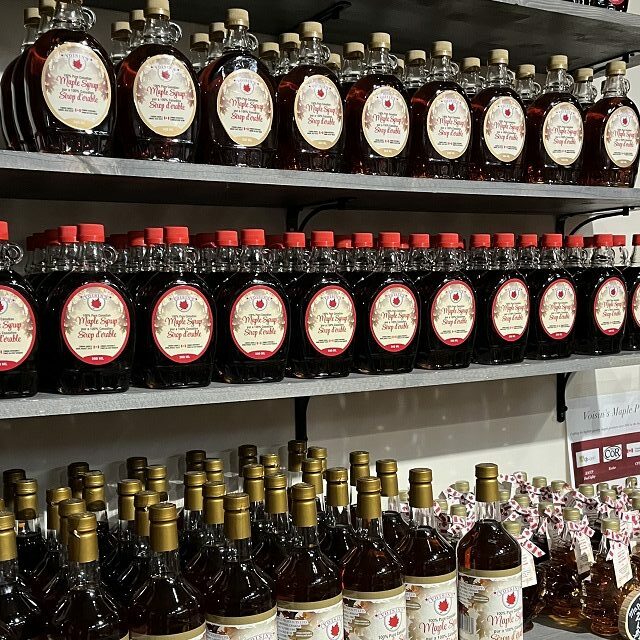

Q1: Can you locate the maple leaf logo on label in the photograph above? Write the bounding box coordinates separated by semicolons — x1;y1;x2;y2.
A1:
87;296;105;311
326;296;339;309
611;287;617;297
557;288;565;299
510;288;518;299
70;56;85;71
503;591;518;608
385;614;400;630
391;295;402;306
175;297;192;312
447;100;457;113
433;597;453;616
503;106;512;118
623;116;629;126
253;296;268;311
158;66;173;82
317;87;326;99
239;78;254;95
327;623;341;640
450;290;461;303
382;95;394;109
562;112;570;123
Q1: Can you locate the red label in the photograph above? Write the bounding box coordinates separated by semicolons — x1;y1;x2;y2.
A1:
304;286;356;357
369;284;418;352
430;280;475;346
593;277;626;336
491;278;529;342
0;287;36;371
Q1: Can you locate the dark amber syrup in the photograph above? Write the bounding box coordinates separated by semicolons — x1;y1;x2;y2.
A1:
1;57;20;149
623;264;640;350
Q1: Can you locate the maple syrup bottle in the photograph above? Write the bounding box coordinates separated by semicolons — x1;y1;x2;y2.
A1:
276;483;342;640
205;23;226;69
514;65;541;108
273;33;299;85
276;23;344;172
116;0;200;162
82;471;116;564
190;33;210;74
13;480;47;580
623;234;640;350
0;511;47;640
470;49;526;182
214;229;289;383
572;68;597;111
353;232;419;374
178;471;206;569
376;459;409;549
344;33;410;175
34;225;80;307
396;468;457;640
204;493;276;640
415;233;476;369
0;8;40;150
564;235;585;276
574;233;627;355
342;477;406;640
339;42;364;100
457;464;523;640
349;451;370;524
582;61;640;187
127;227;164;301
525;55;584;184
110;21;131;71
25;0;116;154
258;42;279;76
243;464;269;547
199;8;276;167
320;467;356;565
459;57;484;101
409;41;472;179
129;504;205;640
525;233;577;359
474;233;530;364
403;50;427;99
286;231;356;378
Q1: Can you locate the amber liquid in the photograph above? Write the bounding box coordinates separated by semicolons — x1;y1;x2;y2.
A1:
276;65;344;171
198;50;276;167
0;580;48;640
623;266;640;350
320;522;355;566
179;526;206;569
39;566;69;615
382;511;409;550
117;555;151;607
185;543;225;593
25;28;116;155
116;43;200;161
458;519;521;571
470;86;525;181
525;92;583;184
16;530;47;577
582;96;640;186
29;543;61;598
344;74;409;176
408;81;471;179
1;56;20;149
396;522;456;578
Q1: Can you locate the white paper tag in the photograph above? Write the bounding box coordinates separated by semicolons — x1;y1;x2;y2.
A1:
521;548;537;588
613;543;633;588
574;533;594;575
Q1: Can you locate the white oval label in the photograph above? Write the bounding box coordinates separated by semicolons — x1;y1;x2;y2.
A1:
152;285;213;363
362;86;409;158
305;285;355;356
491;278;529;342
605;106;640;168
632;283;640;328
539;278;576;340
483;96;526;162
405;574;457;640
594;277;626;336
370;284;418;352
41;42;112;131
430;280;475;346
542;102;583;166
62;284;130;365
217;69;273;147
231;285;287;359
0;288;36;371
133;54;197;137
294;74;343;150
426;90;472;160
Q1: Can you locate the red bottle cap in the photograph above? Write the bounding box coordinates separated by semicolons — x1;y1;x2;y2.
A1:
0;221;9;242
127;230;145;247
584;236;594;248
594;233;614;247
517;234;538;248
633;234;640;246
541;233;563;248
26;235;35;252
409;233;430;248
284;232;306;248
144;227;164;245
378;232;401;248
435;233;459;248
215;230;239;247
335;234;353;249
352;232;373;248
311;230;334;247
78;223;105;243
266;234;284;249
164;226;190;245
564;235;584;248
470;234;491;249
45;228;60;246
58;225;78;244
241;228;265;247
196;233;217;248
613;234;626;247
493;233;515;248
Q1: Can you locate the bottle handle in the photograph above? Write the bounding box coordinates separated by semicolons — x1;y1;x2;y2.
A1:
389;53;399;72
82;8;96;30
566;74;575;91
533;81;542;97
185;246;199;267
247;33;259;52
103;244;118;267
450;60;460;76
321;44;331;64
169;21;182;43
623;77;631;94
507;69;516;85
4;243;23;266
589;85;598;102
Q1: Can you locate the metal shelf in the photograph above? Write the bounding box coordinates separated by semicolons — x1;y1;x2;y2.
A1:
1;151;639;216
2;353;639;420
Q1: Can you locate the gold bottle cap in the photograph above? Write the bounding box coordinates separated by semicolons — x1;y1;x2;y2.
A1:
134;490;160;538
127;456;148;471
111;21;131;39
514;494;530;508
436;498;449;511
239;444;258;466
550;480;566;492
186;449;206;471
265;473;288;515
145;0;170;19
288;440;307;472
326;467;349;507
260;453;280;475
279;32;300;48
450;504;467;516
606;60;627;76
224;492;251;541
328;53;341;69
350;451;370;486
503;520;522;536
243;464;265;504
299;21;323;40
344;42;365;58
39;0;56;16
130;9;145;28
498;489;510;502
67;463;88;499
356;476;382;519
82;471;106;512
548;55;568;71
307;447;328;473
191;33;210;50
431;41;452;58
82;470;104;488
517;64;536;79
632;496;640;511
601;517;621;533
145;465;168;500
0;511;16;562
184;471;206;512
67;512;99;564
538;500;552;515
405;49;426;64
563;506;581;522
597;482;610;492
408;468;433;509
149;503;178;552
203;482;225;525
376;459;399;498
14;478;38;520
24;8;41;26
574;68;594;82
226;8;249;28
461;57;481;71
302;458;323;496
369;32;391;50
601;489;617;501
488;49;509;65
46;486;72;532
205;458;225;483
476;463;500;503
532;476;547;488
624;487;636;497
453;480;470;493
627;477;638;487
291;483;317;527
209;22;227;40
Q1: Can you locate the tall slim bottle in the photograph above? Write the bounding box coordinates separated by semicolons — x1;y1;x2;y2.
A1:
13;480;47;579
179;471;206;568
320;467;356;565
243;464;269;547
376;459;409;549
302;459;326;533
349;451;370;523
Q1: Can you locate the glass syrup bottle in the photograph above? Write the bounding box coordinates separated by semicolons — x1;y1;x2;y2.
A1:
302;459;326;534
127;227;164;301
415;233;476;369
116;0;200;162
572;68;597;111
564;235;585;276
0;223;39;398
258;42;279;76
623;234;640;350
34;225;80;307
198;8;276;167
243;464;269;548
276;22;344;172
206;22;226;69
214;228;289;383
457;464;523;640
403;49;427;99
459;57;484;101
286;230;356;379
278;232;308;287
525;233;577;359
25;0;116;155
135;226;215;388
470;49;526;182
344;32;410;176
396;468;457;640
276;483;342;640
573;233;627;355
82;471;116;564
110;21;131;71
190;33;209;73
49;512;127;640
339;42;364;100
525;55;584;184
13;479;47;580
349;451;370;524
376;459;409;550
582;61;640;187
320;467;356;566
514;64;541;108
129;504;205;640
178;471;206;569
274;32;299;86
204;493;276;640
473;233;530;365
353;232;419;374
342;477;406;640
409;41;472;179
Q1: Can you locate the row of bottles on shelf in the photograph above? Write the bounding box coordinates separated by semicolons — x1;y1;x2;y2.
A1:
4;444;640;640
0;0;638;187
562;0;628;10
0;222;639;398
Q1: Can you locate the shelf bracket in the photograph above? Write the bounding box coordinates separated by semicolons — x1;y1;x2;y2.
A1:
286;197;354;232
556;206;634;236
294;396;311;440
556;372;574;423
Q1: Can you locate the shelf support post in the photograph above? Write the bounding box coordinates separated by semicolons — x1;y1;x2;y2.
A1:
556;372;573;422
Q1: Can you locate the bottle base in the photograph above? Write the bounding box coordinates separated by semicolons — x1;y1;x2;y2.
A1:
526;165;581;185
216;360;286;384
54;366;131;394
121;138;196;163
409;160;469;180
278;150;343;172
286;357;352;379
473;344;526;365
581;168;636;187
525;342;573;359
134;363;213;389
415;349;472;369
469;162;523;182
347;157;406;176
35;128;111;156
623;335;640;350
353;352;415;374
573;336;622;356
201;145;275;168
0;369;38;399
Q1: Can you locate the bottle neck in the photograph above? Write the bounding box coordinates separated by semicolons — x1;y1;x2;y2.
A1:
540;247;563;268
382;494;402;513
517;247;539;269
410;506;435;528
203;522;225;546
460;69;484;97
51;1;87;32
0;241;23;271
309;246;336;273
17;516;42;535
191;48;208;72
469;247;491;269
292;524;320;548
365;47;395;75
573;79;596;106
515;77;538;102
603;74;629;98
208;38;225;62
38;12;54;35
79;241;110;272
486;62;513;88
150;548;182;576
615;246;629;267
126;246;145;272
492;247;517;269
544;68;573;93
163;243;194;271
0;558;20;585
226;536;252;562
141;244;164;270
130;26;144;50
404;60;426;88
342;55;363;83
267;512;290;535
183;508;203;531
407;247;433;272
21;24;39;51
299;36;326;65
475;500;500;521
239;245;267;272
360;514;385;539
591;245;615;267
378;247;403;272
564;247;584;267
630;245;640;266
326;503;351;527
223;24;256;53
68;559;101;589
429;54;456;82
110;38;129;64
434;246;461;272
143;15;178;45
